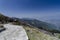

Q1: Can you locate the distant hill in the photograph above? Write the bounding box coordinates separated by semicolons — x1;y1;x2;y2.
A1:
21;18;60;33
0;14;14;23
0;13;60;34
45;19;60;28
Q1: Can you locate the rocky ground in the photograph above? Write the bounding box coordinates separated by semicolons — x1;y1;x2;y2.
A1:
0;24;28;40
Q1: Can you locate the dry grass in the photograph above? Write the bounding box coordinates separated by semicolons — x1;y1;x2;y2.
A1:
24;26;60;40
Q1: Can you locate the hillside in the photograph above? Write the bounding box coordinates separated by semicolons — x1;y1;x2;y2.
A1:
24;26;60;40
21;18;60;33
0;14;60;33
0;14;60;40
0;14;14;23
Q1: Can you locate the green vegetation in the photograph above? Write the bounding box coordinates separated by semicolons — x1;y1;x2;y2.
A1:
0;14;60;33
24;26;60;40
22;19;60;33
1;13;60;40
0;25;4;28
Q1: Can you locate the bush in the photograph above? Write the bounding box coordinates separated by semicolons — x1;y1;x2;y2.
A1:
0;25;4;28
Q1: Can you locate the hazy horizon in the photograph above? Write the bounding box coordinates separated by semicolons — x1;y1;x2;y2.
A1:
0;0;60;21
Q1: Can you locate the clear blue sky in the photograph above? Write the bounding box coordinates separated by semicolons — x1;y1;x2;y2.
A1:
0;0;60;20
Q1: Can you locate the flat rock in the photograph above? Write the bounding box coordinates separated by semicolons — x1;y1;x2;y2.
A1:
0;24;28;40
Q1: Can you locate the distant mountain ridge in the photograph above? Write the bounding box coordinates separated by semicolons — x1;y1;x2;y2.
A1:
21;18;60;33
0;13;60;34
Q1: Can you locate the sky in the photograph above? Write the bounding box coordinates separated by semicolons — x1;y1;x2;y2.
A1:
0;0;60;21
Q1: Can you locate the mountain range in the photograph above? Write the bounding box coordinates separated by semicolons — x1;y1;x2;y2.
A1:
0;13;60;34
